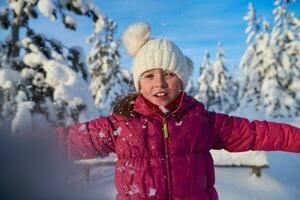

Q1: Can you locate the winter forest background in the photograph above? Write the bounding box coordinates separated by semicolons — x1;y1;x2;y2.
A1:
0;0;300;199
0;0;300;132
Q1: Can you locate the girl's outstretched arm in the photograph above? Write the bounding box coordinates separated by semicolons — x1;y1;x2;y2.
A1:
56;117;116;160
210;112;300;153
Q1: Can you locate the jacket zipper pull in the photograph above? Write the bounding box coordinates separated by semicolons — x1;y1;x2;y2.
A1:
163;123;169;139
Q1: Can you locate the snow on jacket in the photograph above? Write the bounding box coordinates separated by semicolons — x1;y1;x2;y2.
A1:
61;93;300;200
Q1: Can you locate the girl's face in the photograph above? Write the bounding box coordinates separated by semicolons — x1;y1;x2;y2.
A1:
139;68;182;106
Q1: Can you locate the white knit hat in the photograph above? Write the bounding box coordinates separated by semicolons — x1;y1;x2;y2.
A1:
122;22;190;91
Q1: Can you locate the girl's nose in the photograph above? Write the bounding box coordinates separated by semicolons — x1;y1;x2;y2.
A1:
155;73;167;88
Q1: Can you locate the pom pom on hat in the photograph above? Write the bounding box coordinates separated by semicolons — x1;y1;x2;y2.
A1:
122;22;151;56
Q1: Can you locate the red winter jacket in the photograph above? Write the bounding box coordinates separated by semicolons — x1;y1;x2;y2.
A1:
62;93;300;200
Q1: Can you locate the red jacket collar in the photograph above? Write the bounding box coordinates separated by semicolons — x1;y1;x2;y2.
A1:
139;93;182;116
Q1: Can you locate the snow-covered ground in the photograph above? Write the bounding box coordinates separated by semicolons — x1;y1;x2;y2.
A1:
216;151;300;200
69;150;299;200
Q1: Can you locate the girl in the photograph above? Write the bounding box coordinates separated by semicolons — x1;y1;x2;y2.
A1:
59;22;300;200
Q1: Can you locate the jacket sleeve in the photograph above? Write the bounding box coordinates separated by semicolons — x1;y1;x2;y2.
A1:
56;116;116;160
209;111;300;153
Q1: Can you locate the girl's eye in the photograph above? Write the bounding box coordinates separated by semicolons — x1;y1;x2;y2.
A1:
164;72;175;78
143;74;154;79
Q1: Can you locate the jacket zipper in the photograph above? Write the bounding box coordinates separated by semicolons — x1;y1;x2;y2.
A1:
163;118;172;200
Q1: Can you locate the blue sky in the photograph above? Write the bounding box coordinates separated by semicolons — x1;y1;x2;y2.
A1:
1;0;299;78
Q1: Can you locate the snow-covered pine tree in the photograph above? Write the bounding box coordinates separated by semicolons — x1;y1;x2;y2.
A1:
195;51;215;110
0;40;19;130
0;0;108;133
261;0;300;117
210;42;238;113
238;0;300;118
286;39;300;115
88;19;130;115
238;2;265;116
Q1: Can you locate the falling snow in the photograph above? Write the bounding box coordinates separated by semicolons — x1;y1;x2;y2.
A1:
128;184;139;195
159;105;169;114
129;169;135;175
148;188;156;196
114;127;122;136
79;124;87;132
98;131;105;138
116;166;125;172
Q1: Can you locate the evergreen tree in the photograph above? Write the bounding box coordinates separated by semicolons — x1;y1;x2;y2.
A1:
0;0;107;133
261;0;300;117
88;19;130;115
238;2;263;112
238;0;300;118
195;51;215;109
210;42;238;113
239;24;272;115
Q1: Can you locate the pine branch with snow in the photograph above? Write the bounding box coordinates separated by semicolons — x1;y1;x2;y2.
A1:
0;0;111;134
87;19;131;115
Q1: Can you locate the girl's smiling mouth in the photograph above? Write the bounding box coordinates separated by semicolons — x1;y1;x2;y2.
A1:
154;92;168;97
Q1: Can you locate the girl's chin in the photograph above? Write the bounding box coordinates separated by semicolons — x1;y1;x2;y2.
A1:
152;98;171;106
